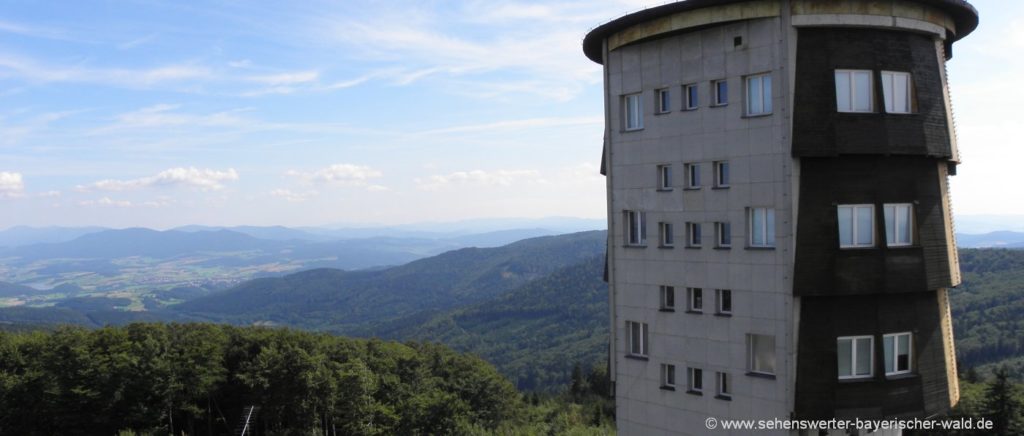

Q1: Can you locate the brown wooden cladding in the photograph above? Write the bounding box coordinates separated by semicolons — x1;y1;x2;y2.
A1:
792;28;952;158
793;156;953;296
794;292;952;419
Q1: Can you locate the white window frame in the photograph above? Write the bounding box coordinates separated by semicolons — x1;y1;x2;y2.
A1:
883;203;913;247
662;363;676;388
883;332;913;376
687;367;703;393
660;285;675;311
624;210;647;246
837;204;875;248
837;335;874;380
713;79;728;106
626;321;649;357
687;222;702;247
745;73;772;116
684;84;699;110
714;161;729;188
881;71;913;114
716;222;731;248
747;334;776;375
687;287;703;313
716;289;732;315
624;93;643;131
748;207;776;248
716;372;731;398
660;222;675;247
657;164;673;191
656;88;671;114
835;69;874;113
685;163;701;189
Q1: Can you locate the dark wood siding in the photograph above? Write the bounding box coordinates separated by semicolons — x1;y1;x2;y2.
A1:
793;157;953;296
792;28;952;158
795;292;952;419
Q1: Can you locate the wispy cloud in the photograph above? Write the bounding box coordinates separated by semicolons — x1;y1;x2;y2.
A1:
0;171;25;198
418;116;602;135
416;169;542;191
0;20;72;41
0;53;212;87
269;188;317;202
286;163;385;190
76;167;240;192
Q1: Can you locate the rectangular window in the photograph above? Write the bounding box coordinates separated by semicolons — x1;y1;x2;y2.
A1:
685;163;701;189
660;285;675;311
662;364;677;388
714;161;730;188
883;203;913;247
835;70;873;112
881;71;912;114
656;88;671;114
716;222;731;248
745;73;772;115
687;367;703;393
837;335;874;379
684;84;699;110
748;208;776;248
687;222;702;247
716;372;731;399
687;287;703;313
837;204;875;248
626;321;649;357
713;80;728;106
660;222;675;247
624;210;647;246
657;164;673;191
884;332;912;376
624;93;643;130
716;289;732;315
747;334;776;375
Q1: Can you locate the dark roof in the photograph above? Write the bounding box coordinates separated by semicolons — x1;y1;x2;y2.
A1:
582;0;979;64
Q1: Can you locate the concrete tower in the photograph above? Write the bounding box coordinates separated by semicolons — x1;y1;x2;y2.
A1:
583;1;978;434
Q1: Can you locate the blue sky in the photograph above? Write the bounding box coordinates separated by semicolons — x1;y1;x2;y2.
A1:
0;0;1017;229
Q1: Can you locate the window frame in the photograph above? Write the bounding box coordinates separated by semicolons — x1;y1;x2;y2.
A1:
835;69;874;113
716;221;731;248
880;71;913;114
686;222;702;248
657;164;673;191
659;221;675;248
714;161;730;188
883;332;913;377
683;84;699;110
655;88;672;114
745;73;773;116
626;320;649;357
716;371;731;399
747;334;776;375
687;367;703;393
837;335;874;380
748;207;776;248
624;210;647;247
624;93;644;131
661;363;677;389
716;289;732;315
837;204;875;248
684;163;701;189
713;79;728;106
660;285;676;311
883;203;914;247
687;287;703;313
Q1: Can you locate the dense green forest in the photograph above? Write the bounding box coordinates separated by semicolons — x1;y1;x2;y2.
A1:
0;323;614;435
951;249;1024;379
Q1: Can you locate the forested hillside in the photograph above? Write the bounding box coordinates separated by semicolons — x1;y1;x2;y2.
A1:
952;249;1024;378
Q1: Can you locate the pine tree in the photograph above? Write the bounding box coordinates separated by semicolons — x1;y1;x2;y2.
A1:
982;366;1022;435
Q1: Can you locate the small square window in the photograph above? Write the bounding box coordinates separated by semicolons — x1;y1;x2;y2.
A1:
660;222;675;248
686;222;702;248
748;208;776;248
745;73;772;116
881;71;913;114
624;210;647;246
714;161;729;188
687;367;703;393
838;204;874;248
883;332;912;376
716;289;732;315
660;285;675;311
685;163;701;189
713;80;728;106
687;287;703;313
838;335;874;379
683;84;699;110
716;372;731;399
835;70;873;113
657;164;673;191
747;334;775;375
716;222;731;248
656;88;671;114
624;93;643;130
662;364;676;388
627;321;649;357
883;203;913;247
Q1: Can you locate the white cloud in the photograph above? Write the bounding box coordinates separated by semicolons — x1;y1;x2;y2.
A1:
0;171;25;198
270;188;318;202
248;70;320;85
287;164;384;188
419;116;602;135
416;169;542;191
78;197;133;208
0;53;212;87
76;167;240;192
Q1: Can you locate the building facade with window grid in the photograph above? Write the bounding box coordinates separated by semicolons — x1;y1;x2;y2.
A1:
583;0;977;434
